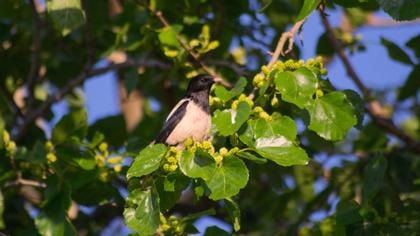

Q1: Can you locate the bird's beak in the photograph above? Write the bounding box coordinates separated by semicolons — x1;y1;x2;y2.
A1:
213;76;222;84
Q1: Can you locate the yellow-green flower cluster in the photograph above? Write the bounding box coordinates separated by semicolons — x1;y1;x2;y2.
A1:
163;146;180;173
183;138;242;166
209;95;221;107
212;147;239;166
231;94;254;110
95;142;125;172
184;138;214;155
305;56;327;75
253;106;272;121
160;214;182;235
107;156;124;172
2;131;16;156
253;58;328;88
284;59;305;70
95;142;108;167
252;73;266;88
45;140;57;163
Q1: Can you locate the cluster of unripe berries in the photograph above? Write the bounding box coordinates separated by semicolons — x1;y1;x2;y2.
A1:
160;214;182;235
95;142;123;172
162;146;180;173
182;138;239;166
231;94;254;110
2;131;16;156
253;57;327;88
253;106;272;121
45;141;57;163
212;146;239;166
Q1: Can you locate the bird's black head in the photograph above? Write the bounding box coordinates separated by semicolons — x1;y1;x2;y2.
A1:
186;74;215;95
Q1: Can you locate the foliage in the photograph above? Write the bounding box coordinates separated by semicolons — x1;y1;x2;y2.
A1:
0;0;420;235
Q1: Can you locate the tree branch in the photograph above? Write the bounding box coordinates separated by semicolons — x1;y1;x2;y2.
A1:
205;59;250;76
275;18;306;58
319;7;420;153
26;0;43;110
137;0;232;88
13;57;170;141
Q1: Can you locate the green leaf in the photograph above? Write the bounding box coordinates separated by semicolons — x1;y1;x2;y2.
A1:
296;0;321;21
213;101;251;136
158;25;182;48
35;182;76;236
124;188;160;235
55;146;96;170
308;92;357;141
204;226;230;236
89;115;127;147
235;151;267;164
0;190;4;229
275;68;318;109
239;118;309;166
52;108;88;144
207;156;249;200
380;37;414;65
127;144;167;179
363;155;387;202
155;173;190;212
238;119;257;147
398;64;420;100
336;200;362;226
353;122;389;151
179;150;216;181
46;0;86;36
214;77;247;102
256;146;309;166
406;34;420;58
376;0;420;21
254;116;297;141
225;198;241;232
343;90;365;128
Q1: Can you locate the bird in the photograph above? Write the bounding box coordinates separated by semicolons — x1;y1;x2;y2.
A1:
153;74;216;146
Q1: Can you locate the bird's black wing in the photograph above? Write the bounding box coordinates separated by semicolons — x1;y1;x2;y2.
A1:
154;100;189;144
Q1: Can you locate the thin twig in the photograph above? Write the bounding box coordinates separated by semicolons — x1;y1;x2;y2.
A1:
205;59;250;76
319;7;420;153
5;177;47;188
26;0;43;110
14;57;171;141
276;17;306;58
137;0;232;88
247;18;308;99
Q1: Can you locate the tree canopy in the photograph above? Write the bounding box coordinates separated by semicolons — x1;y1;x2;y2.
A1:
1;0;420;235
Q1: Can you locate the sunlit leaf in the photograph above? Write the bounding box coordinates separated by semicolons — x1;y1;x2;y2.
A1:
127;144;167;179
213;101;251;136
308;92;357;141
214;77;247;102
296;0;321;21
124;188;160;235
275;68;318;109
207;156;249;200
47;0;85;36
